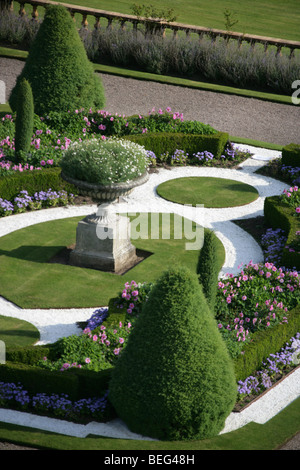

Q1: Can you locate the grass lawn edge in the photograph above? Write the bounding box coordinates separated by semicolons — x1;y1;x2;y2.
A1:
0;396;299;450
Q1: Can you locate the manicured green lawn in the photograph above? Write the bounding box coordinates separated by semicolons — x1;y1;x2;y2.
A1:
156;177;259;208
0;214;224;309
0;315;40;349
52;0;300;41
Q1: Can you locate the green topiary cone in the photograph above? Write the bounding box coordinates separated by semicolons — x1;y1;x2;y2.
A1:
14;77;34;159
109;265;237;441
9;4;105;115
197;229;220;311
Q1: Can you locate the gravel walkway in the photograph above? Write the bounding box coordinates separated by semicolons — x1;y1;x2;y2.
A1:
0;57;299;146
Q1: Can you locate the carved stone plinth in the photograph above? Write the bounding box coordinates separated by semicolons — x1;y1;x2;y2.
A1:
69;206;137;273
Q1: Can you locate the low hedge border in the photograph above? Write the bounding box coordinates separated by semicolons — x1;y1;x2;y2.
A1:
282;143;300;167
123;131;229;160
264;195;300;270
0;168;77;202
234;305;300;381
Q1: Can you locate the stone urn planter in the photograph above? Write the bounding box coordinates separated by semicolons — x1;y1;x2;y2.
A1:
61;170;149;273
61;171;149;204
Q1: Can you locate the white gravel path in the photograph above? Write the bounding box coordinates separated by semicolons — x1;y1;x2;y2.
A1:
0;145;299;441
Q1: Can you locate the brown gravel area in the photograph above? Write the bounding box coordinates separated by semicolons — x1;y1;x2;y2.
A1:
0;57;299;146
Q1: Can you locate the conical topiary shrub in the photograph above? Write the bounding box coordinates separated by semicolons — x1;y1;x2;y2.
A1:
14;77;34;159
197;229;220;311
9;4;105;115
108;265;237;441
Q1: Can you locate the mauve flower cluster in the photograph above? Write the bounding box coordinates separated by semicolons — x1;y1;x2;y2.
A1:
85;307;109;330
281;164;300;184
0;381;109;422
0;189;74;216
261;227;287;264
237;333;300;400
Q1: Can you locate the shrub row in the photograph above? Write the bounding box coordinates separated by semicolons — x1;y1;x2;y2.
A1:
0;168;77;201
282;143;300;167
123;131;229;160
234;304;300;381
264;195;300;270
2;305;299;402
0;357;112;402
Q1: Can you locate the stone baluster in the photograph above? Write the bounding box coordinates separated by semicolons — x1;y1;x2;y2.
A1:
289;48;295;59
69;9;76;23
107;16;113;30
81;13;88;29
276;44;282;57
31;4;38;21
19;2;26;16
94;15;101;30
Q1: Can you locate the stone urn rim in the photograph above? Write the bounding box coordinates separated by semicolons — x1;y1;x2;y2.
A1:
61;170;149;203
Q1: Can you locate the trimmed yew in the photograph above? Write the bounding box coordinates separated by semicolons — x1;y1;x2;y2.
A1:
14;78;34;158
109;265;237;441
9;4;105;115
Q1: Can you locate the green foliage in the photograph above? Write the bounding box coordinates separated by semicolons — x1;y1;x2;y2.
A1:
197;229;220;310
14;78;34;159
109;265;237;441
124;131;229;159
9;5;105;115
264;195;300;270
223;9;239;31
130;3;177;22
282;143;300;167
0;167;76;202
60;138;148;184
234;304;300;381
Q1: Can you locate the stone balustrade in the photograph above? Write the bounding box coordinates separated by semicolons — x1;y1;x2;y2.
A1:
2;0;300;58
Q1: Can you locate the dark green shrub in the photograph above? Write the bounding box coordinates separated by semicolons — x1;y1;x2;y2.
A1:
197;229;220;310
9;5;105;115
282;143;300;167
0;168;76;201
14;78;34;159
264;195;300;270
234;305;300;381
108;265;237;441
123;131;228;160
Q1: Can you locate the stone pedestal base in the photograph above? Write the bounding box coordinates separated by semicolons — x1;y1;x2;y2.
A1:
69;205;137;273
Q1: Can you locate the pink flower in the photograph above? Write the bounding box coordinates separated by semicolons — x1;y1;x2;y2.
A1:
85;358;91;363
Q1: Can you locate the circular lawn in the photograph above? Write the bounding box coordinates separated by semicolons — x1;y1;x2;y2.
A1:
156;177;259;208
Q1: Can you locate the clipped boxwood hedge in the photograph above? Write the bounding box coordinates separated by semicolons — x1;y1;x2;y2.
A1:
282;143;300;167
0;168;77;201
264;195;300;270
123;131;229;160
234;304;300;381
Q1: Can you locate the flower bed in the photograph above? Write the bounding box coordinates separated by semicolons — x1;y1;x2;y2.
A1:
0;189;74;217
235;333;300;411
0;108;242;171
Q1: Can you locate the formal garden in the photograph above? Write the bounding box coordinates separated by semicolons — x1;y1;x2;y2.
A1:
0;1;300;450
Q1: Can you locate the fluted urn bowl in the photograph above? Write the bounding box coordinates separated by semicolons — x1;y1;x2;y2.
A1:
61;171;149;204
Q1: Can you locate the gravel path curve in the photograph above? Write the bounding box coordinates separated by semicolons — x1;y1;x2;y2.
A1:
0;57;299;146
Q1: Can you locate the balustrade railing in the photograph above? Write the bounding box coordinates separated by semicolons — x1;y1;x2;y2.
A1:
2;0;300;58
